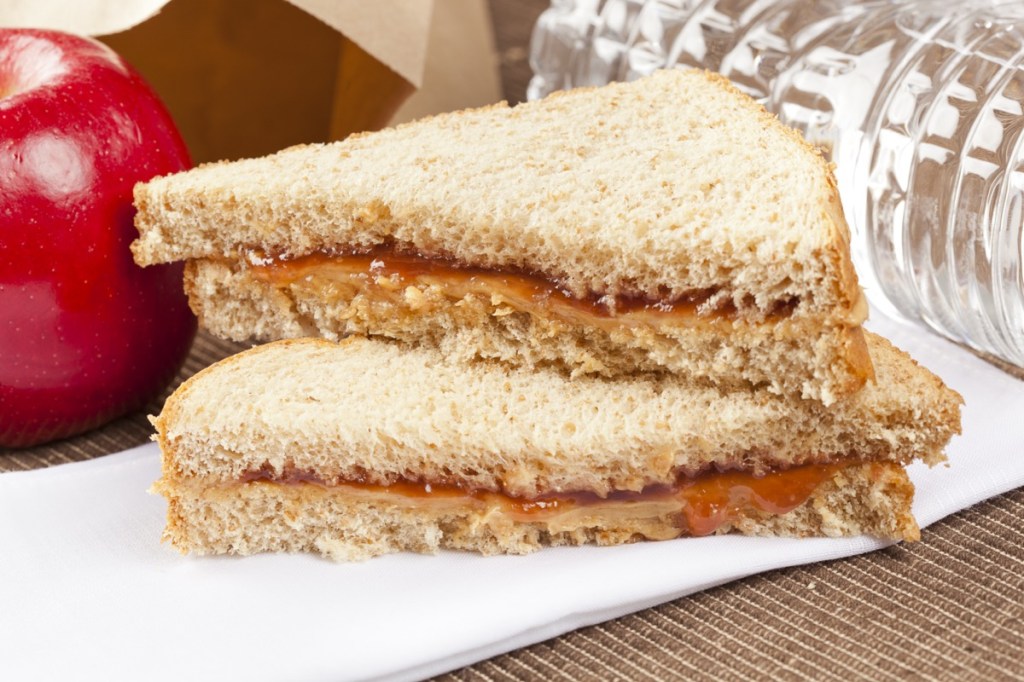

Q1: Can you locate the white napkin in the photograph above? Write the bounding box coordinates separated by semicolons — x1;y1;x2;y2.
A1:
1;310;1020;682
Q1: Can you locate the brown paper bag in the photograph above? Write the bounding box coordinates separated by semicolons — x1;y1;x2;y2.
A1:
101;0;414;162
0;0;500;164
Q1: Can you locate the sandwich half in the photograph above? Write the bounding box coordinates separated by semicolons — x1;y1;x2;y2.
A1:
133;69;870;404
151;334;961;561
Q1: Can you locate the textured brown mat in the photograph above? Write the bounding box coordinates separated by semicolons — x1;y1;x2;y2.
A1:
437;494;1024;681
4;1;1024;679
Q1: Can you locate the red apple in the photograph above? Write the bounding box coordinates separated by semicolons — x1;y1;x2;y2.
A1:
0;29;196;448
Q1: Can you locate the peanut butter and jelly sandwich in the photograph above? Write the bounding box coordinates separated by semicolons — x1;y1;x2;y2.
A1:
151;334;959;560
132;69;870;405
138;69;961;560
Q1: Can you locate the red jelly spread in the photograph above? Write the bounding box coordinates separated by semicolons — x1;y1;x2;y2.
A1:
247;246;801;318
239;461;841;537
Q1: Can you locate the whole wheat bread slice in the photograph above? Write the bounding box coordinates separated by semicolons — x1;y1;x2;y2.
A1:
133;69;870;403
151;333;961;559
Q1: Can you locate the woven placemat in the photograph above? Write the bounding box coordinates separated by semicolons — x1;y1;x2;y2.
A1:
4;2;1024;679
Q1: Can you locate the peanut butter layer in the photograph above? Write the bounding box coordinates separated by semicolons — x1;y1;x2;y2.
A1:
235;461;850;538
156;460;921;558
246;247;800;329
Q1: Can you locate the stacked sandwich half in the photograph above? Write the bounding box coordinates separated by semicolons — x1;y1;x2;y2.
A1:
134;70;962;560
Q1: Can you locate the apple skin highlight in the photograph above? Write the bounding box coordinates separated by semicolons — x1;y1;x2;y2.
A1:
0;29;196;448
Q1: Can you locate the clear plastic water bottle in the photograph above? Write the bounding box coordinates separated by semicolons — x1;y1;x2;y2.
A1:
529;0;1024;368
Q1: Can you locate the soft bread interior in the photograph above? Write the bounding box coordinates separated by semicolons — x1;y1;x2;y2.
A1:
153;335;961;500
181;256;872;403
155;462;920;560
132;70;862;321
